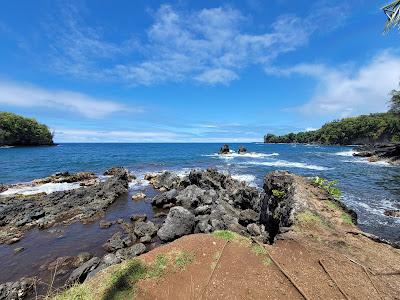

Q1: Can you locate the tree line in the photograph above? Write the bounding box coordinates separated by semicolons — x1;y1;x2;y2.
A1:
0;112;54;146
265;82;400;145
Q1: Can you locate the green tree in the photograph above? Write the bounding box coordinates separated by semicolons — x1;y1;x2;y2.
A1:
389;85;400;113
0;112;54;146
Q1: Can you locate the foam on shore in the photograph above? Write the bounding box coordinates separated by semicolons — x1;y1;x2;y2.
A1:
0;182;81;196
231;174;257;186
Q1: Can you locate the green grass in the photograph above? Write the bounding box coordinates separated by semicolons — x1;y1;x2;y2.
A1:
325;200;341;211
52;284;89;300
262;257;273;266
53;250;195;300
174;251;194;270
103;259;147;299
145;254;168;279
340;213;354;225
212;230;238;241
251;244;267;256
296;211;324;226
272;189;286;198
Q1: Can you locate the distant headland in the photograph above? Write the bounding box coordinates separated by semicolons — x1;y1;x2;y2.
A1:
264;112;400;145
0;112;54;147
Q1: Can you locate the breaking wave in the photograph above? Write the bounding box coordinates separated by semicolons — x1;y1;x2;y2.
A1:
242;160;331;171
204;152;279;159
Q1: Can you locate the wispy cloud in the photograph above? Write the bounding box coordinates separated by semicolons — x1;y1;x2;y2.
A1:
0;80;133;118
267;49;400;117
55;128;183;142
44;2;350;85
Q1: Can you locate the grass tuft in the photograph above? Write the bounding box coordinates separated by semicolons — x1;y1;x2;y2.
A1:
262;257;273;266
325;200;341;211
174;251;194;270
52;249;196;300
272;189;286;198
251;244;267;256
212;230;238;241
145;254;167;279
296;211;323;225
340;213;354;225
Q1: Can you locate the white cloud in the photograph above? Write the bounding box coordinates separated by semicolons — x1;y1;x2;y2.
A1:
267;50;400;117
305;127;318;132
55;128;183;142
0;80;131;118
44;2;349;85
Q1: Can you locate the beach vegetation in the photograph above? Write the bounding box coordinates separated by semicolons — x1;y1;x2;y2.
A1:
311;176;342;200
272;189;286;198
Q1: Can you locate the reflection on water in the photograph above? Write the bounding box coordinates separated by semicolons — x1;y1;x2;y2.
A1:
0;186;162;288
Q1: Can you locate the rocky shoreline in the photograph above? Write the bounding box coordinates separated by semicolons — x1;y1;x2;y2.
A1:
1;165;399;299
353;142;400;165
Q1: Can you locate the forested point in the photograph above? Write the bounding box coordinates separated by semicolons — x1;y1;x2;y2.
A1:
0;112;54;146
264;112;400;145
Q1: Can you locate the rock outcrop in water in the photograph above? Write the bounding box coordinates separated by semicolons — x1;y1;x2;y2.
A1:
219;144;230;154
353;143;400;165
0;168;129;244
237;146;247;154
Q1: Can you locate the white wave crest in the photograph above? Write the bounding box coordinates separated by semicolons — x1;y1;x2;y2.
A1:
231;174;257;186
0;182;81;196
242;160;330;171
335;150;356;157
204;152;279;159
129;179;150;191
342;159;392;167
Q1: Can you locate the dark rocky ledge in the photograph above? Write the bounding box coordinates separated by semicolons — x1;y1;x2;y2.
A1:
353;143;400;165
0;168;129;244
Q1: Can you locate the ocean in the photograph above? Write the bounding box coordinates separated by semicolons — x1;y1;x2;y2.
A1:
1;142;399;242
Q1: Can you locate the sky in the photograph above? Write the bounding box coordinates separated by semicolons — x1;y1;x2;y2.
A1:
0;0;399;143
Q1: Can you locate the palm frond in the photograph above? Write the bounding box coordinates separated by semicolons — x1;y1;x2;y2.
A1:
382;0;400;33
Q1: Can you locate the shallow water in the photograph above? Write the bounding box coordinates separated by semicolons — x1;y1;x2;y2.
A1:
0;185;164;287
0;143;399;286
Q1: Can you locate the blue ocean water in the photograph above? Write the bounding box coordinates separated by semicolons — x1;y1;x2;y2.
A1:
1;143;399;242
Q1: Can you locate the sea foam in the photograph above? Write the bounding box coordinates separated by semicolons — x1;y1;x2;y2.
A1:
204;152;279;159
335;150;357;157
242;160;330;171
231;174;257;186
0;182;81;196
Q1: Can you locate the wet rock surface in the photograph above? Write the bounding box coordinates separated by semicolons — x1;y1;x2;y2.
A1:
237;146;247;154
32;171;97;186
353;143;400;165
219;144;230;154
0;168;129;244
384;209;400;218
0;278;34;300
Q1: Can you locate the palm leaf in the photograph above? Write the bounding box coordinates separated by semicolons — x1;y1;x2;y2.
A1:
382;0;400;33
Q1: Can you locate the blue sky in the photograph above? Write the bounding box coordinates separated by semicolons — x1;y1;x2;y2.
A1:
0;0;399;142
